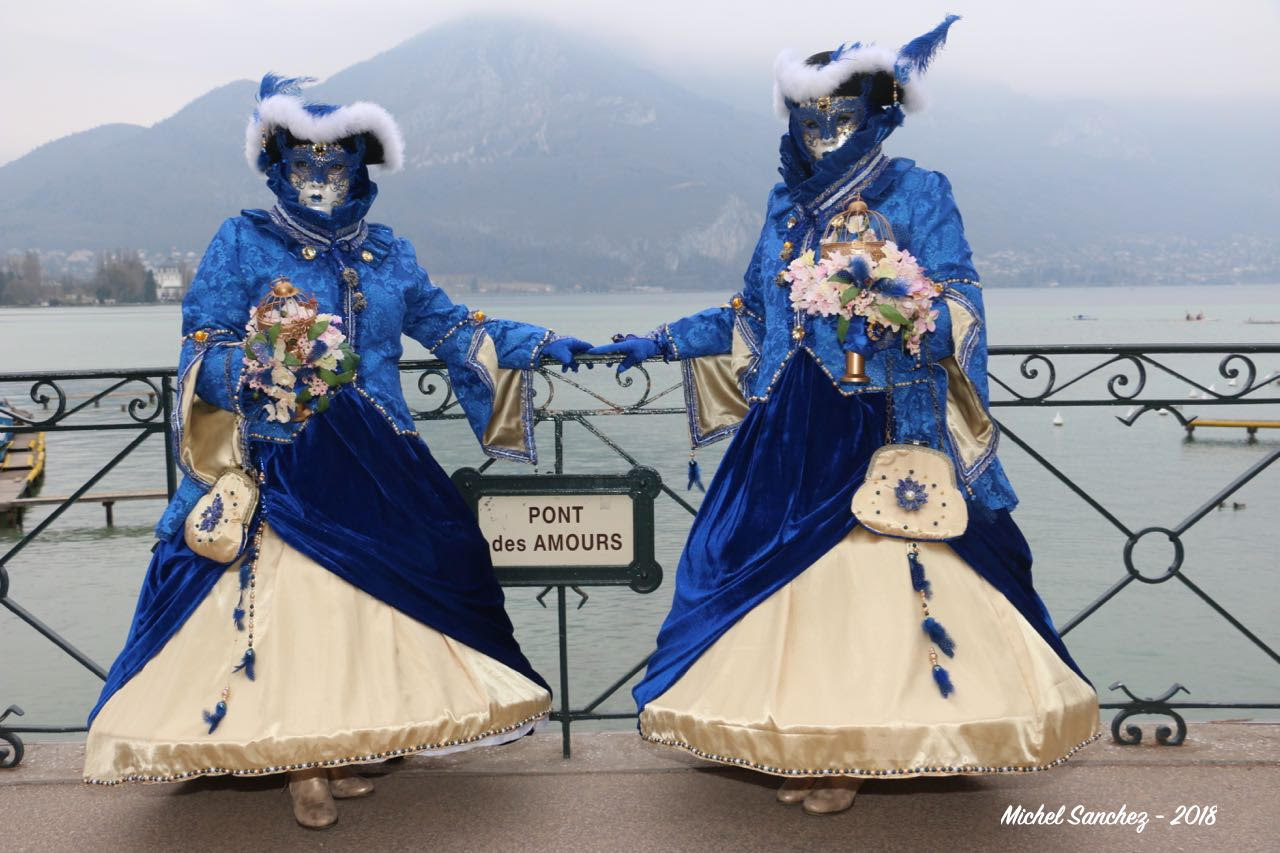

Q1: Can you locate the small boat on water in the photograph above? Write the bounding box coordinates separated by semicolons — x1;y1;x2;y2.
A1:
0;399;46;528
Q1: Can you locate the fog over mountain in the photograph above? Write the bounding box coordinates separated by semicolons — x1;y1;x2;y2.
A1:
2;17;1277;288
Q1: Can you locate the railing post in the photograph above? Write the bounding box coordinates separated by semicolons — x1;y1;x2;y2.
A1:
161;374;177;498
557;584;571;758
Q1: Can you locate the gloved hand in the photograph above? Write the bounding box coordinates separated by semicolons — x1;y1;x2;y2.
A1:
542;336;593;373
587;334;662;373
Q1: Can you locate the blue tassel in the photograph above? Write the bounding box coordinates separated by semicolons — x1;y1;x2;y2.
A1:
238;558;251;590
687;458;705;492
233;648;256;681
908;550;932;598
923;617;956;657
202;700;227;733
232;606;245;631
932;664;955;698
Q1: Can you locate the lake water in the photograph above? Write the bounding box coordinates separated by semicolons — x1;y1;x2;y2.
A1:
2;284;1280;733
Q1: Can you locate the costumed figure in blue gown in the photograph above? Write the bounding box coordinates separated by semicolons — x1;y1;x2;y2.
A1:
83;75;591;829
592;17;1100;816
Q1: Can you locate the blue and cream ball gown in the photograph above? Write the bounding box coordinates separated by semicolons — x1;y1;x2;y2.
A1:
635;356;1100;778
83;183;556;784
631;124;1101;778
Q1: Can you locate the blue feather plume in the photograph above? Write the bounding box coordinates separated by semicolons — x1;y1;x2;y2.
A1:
258;73;314;102
908;550;932;598
932;664;955;698
232;605;245;631
923;617;956;657
233;648;256;681
203;700;227;733
828;41;862;62
895;15;961;79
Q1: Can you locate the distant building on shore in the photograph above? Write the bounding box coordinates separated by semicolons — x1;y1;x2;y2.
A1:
154;267;184;302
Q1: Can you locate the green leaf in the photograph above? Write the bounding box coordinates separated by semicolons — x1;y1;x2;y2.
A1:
836;315;850;344
335;370;356;385
283;353;302;367
307;319;329;340
840;286;862;306
828;270;854;286
297;389;313;404
317;368;340;385
315;395;330;414
266;323;281;348
878;303;909;326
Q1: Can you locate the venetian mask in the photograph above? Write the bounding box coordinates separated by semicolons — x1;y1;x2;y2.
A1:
790;95;868;161
285;141;358;214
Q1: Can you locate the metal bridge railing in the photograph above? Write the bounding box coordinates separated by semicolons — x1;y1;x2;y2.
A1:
2;344;1279;767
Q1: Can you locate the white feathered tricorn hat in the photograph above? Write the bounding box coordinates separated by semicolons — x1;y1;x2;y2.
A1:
772;15;960;118
244;74;405;174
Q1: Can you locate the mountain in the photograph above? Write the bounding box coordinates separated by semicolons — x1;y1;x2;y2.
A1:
0;19;777;291
2;17;1278;288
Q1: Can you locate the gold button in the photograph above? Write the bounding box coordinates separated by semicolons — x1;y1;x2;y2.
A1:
780;240;794;260
786;216;797;229
471;310;486;323
192;330;209;343
730;296;744;310
342;268;359;286
361;250;374;263
301;246;317;260
775;272;788;287
791;326;805;342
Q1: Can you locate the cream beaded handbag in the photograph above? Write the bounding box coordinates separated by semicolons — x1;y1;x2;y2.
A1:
850;360;968;541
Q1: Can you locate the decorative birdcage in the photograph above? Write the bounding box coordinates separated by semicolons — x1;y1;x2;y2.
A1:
820;198;896;263
818;198;897;384
252;278;319;342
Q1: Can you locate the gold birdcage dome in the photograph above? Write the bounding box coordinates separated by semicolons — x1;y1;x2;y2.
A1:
820;198;896;263
253;278;318;337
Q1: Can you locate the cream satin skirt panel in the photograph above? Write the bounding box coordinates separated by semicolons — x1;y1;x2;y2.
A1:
640;527;1100;778
84;524;551;784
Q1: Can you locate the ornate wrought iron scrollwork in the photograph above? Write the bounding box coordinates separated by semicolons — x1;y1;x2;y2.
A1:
1217;353;1257;399
412;367;455;416
1005;353;1056;402
21;378;68;427
1108;683;1190;746
538;358;660;413
122;377;165;424
1105;354;1147;401
0;705;24;769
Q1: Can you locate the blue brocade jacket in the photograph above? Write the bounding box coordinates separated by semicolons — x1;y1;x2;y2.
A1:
155;209;554;540
662;155;1018;512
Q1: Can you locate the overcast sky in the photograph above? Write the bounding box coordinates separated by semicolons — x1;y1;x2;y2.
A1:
2;0;1278;165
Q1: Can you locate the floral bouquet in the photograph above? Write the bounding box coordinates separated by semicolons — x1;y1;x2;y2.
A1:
783;242;942;356
242;279;358;423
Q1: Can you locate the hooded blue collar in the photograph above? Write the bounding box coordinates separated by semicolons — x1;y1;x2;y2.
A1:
264;161;378;240
778;104;904;215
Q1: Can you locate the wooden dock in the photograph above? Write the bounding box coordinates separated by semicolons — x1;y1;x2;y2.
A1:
6;489;167;526
1185;418;1280;441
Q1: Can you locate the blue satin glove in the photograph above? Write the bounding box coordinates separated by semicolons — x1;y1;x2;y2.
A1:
586;334;661;373
542;336;593;373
